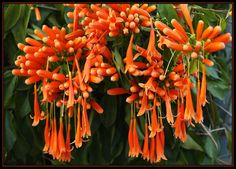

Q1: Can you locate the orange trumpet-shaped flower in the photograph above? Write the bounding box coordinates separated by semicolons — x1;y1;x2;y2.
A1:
64;122;72;162
137;92;148;116
179;4;194;34
75;104;82;148
195;78;203;123
174;99;187;142
67;71;74;108
155;130;167;162
133;118;142;157
128;117;134;157
34;7;41;21
81;98;91;137
107;88;129;95
146;19;162;63
58;117;66;156
43;113;50;152
149;97;159;137
142;122;150;161
52;117;59;159
184;78;195;122
200;64;207;106
164;94;174;125
32;83;42;126
125;33;136;73
149;137;156;163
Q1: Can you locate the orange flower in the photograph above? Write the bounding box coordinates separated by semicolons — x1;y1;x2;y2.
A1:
200;64;207;106
43;113;50;152
174;99;187;142
128;117;134;157
142;122;150;161
149;97;159;137
184;78;195;122
155;130;167;162
149;137;156;163
58;117;66;155
32;83;43;126
179;4;194;34
75;104;82;148
132;118;142;157
164;93;174;125
124;33;137;73
34;7;41;21
195;78;203;123
137;92;148;116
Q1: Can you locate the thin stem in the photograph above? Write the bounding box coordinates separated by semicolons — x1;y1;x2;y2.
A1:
164;50;176;77
200;122;219;150
191;6;228;13
214;102;232;117
37;5;60;11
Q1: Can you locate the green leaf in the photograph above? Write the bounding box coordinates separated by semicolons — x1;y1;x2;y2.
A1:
189;59;198;74
206;66;220;79
207;79;230;100
4;70;18;109
4;4;22;32
47;13;60;27
204;137;218;159
11;5;31;43
4;32;19;66
181;134;204;152
100;95;117;128
176;151;188;164
4;110;17;153
225;130;232;154
220;18;227;32
15;90;31;119
112;48;124;73
157;4;178;23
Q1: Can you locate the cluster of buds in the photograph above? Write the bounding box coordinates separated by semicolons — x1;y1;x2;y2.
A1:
65;3;156;37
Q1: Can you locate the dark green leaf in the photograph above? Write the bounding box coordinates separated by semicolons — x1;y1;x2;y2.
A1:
207;79;230;100
11;5;31;43
4;110;17;153
4;4;22;32
4;32;19;66
204;137;218;159
157;4;178;23
100;95;117;128
206;66;220;79
181;134;204;152
15;90;31;119
220;18;227;32
4;70;18;109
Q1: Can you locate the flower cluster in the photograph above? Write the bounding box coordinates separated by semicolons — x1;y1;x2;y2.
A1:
107;4;232;163
12;3;231;164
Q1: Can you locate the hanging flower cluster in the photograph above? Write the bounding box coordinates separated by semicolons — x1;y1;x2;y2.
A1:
107;4;232;163
11;3;231;164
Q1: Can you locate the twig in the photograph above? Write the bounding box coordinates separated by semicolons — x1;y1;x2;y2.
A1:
200;122;219;150
38;5;59;11
216;158;231;165
191;6;228;13
214;102;232;117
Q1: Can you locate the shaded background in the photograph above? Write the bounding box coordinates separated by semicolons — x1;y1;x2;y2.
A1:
3;3;233;165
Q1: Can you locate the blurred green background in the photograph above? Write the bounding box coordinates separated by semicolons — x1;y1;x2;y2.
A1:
3;3;232;165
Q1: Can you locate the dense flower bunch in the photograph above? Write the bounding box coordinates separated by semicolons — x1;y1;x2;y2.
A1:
107;4;232;163
12;3;231;164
